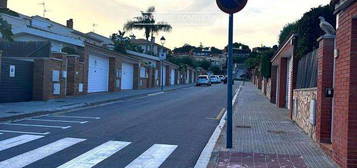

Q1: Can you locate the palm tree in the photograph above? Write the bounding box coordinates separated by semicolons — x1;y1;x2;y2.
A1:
124;6;172;41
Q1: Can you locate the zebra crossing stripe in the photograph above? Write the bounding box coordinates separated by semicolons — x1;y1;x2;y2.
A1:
0;137;85;168
125;144;177;168
57;141;131;168
0;135;44;152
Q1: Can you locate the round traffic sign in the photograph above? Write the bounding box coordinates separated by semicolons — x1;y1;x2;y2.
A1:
216;0;248;14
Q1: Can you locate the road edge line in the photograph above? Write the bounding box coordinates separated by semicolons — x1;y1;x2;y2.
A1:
193;83;243;168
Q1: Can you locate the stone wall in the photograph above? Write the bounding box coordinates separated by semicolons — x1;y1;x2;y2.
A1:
266;78;271;99
293;88;317;141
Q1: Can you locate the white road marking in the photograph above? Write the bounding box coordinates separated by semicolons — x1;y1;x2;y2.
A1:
27;119;88;124
0;135;44;152
194;84;243;168
125;144;177;168
0;130;50;135
0;123;71;129
0;137;85;168
57;141;131;168
216;108;226;120
49;115;101;120
147;92;164;96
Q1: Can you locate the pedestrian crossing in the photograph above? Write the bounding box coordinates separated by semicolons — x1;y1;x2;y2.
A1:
125;144;177;168
0;135;178;168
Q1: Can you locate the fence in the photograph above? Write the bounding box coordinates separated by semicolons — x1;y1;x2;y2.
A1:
296;50;317;89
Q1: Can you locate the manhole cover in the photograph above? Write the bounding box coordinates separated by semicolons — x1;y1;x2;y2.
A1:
236;125;252;128
267;130;287;134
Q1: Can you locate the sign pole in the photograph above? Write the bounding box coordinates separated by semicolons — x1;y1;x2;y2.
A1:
227;13;234;149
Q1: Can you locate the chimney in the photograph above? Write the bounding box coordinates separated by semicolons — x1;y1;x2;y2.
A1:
66;19;73;29
0;0;8;9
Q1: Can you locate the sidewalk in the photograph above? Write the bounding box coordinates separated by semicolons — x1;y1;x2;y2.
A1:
0;84;193;121
208;83;337;168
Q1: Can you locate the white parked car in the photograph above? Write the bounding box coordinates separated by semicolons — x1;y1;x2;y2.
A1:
196;75;211;86
210;75;221;84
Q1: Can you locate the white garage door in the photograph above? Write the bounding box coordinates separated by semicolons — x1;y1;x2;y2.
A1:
162;66;167;86
121;63;134;90
88;55;109;93
170;69;175;85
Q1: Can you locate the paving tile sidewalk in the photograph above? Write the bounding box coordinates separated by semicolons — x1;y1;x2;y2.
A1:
0;84;193;121
208;83;337;168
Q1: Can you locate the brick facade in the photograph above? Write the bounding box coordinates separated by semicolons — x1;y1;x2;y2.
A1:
109;57;121;92
332;1;357;167
271;35;296;109
270;66;277;104
67;55;86;96
0;51;2;81
316;36;335;144
32;54;68;100
277;58;287;108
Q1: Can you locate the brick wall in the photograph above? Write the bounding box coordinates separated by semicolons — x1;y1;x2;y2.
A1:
316;36;335;144
333;1;357;167
165;65;170;86
133;64;139;90
293;88;318;141
109;57;121;92
33;54;67;101
0;51;2;81
277;58;287;108
138;65;149;89
66;55;86;96
271;66;277;104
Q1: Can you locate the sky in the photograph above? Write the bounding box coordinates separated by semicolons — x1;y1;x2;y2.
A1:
8;0;331;49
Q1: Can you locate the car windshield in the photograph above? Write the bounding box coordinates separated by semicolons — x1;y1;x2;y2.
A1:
198;77;207;80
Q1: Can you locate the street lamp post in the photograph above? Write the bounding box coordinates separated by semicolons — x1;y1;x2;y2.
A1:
216;0;248;149
160;36;166;92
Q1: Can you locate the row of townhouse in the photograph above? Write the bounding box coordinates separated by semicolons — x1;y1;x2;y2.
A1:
0;3;197;103
252;0;357;167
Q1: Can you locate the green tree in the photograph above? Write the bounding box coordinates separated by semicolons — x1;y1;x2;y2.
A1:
197;60;211;70
209;66;222;75
278;22;297;46
233;56;246;64
173;44;197;54
225;42;251;54
278;5;335;59
0;16;13;41
124;6;172;41
210;47;222;54
111;30;143;54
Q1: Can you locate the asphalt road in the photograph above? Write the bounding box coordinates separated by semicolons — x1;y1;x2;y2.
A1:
0;83;239;168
